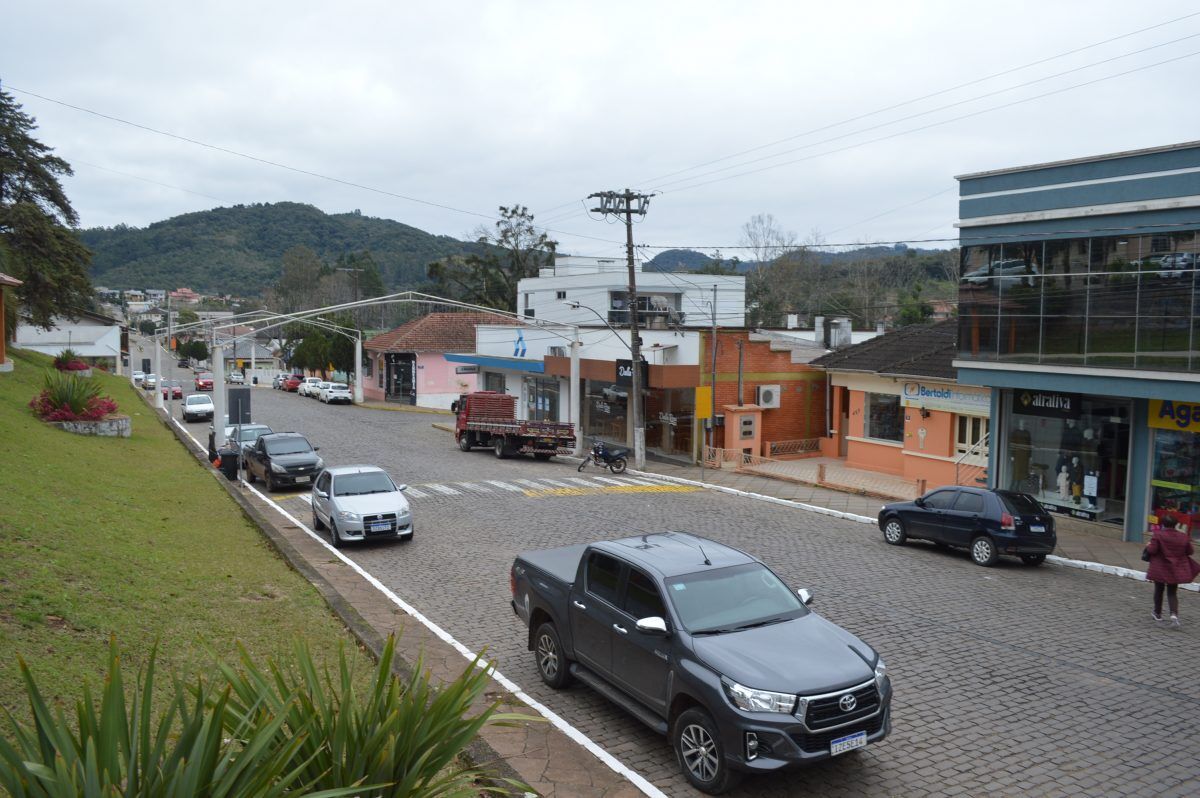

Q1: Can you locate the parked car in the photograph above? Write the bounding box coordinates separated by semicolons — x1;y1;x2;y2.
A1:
272;373;287;389
132;371;145;386
283;375;303;392
142;373;159;390
194;373;214;391
219;423;274;464
878;486;1056;567
244;432;324;491
961;260;1038;289
181;393;215;422
310;465;413;547
1157;252;1195;278
177;358;190;368
298;377;323;397
319;382;353;404
160;380;183;400
312;380;331;398
512;533;891;793
228;372;245;385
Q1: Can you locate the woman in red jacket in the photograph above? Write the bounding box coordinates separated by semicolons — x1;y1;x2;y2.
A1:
1146;518;1200;628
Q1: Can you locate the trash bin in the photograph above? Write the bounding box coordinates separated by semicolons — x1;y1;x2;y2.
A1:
252;376;258;385
217;447;241;481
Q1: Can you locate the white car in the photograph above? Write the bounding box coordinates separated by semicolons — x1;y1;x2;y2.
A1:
310;465;412;547
312;380;331;398
298;377;322;397
319;383;353;404
228;372;245;385
132;371;145;386
182;393;215;422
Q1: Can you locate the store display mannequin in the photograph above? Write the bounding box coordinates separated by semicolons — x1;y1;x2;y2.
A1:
1010;418;1032;486
1057;465;1070;499
1070;456;1083;504
1061;418;1083;453
1080;427;1100;510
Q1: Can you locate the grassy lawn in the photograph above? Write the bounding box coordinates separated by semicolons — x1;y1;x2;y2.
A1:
0;348;371;719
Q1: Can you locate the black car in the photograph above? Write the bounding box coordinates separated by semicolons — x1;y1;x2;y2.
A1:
244;432;324;491
878;487;1056;567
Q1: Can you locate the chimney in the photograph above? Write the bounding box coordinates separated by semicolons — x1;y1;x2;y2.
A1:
786;313;799;329
831;318;852;349
876;322;885;334
814;315;825;344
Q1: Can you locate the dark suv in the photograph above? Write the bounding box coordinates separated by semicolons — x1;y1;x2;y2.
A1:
878;487;1056;566
244;432;324;491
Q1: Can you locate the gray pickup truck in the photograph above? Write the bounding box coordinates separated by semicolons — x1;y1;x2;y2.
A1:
510;532;891;793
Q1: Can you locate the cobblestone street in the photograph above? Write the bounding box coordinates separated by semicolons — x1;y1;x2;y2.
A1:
164;372;1199;797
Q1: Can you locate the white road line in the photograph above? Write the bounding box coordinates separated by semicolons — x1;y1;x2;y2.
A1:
589;476;626;486
425;483;462;495
538;479;574;488
456;482;492;493
403;487;429;498
610;476;657;486
486;480;524;492
241;481;667;798
515;479;549;489
563;478;599;487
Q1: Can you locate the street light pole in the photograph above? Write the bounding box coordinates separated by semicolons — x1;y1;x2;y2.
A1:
589;189;651;469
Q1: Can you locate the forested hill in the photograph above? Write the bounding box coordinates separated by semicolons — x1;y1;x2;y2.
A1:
80;202;481;295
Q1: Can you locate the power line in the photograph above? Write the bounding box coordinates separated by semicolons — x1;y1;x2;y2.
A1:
656;47;1200;195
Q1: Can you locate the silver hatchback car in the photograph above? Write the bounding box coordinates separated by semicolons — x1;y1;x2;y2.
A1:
310;465;413;547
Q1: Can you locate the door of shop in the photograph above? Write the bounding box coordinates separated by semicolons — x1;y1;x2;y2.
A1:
385;353;416;404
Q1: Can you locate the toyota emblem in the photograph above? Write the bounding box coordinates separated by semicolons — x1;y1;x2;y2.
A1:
838;693;857;712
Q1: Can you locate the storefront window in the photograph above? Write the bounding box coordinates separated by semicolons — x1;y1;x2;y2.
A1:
1150;418;1200;542
525;376;560;422
583;379;628;444
483;372;505;393
864;393;903;443
1002;391;1130;524
644;388;694;457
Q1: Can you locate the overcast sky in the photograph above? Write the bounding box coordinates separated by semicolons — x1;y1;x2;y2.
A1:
4;1;1200;261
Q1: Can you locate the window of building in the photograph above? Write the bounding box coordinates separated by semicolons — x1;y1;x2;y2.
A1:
484;372;505;393
524;376;560;421
556;290;566;300
363;354;372;378
1150;429;1200;542
955;416;989;458
864;393;903;442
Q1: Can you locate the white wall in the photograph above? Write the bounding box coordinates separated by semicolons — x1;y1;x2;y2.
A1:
517;272;745;328
473;324;701;365
14;320;121;360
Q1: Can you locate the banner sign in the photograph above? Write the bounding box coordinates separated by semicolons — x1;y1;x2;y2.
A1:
1149;399;1200;432
901;382;990;416
615;359;648;387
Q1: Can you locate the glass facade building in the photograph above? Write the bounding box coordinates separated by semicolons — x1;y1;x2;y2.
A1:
955;142;1200;542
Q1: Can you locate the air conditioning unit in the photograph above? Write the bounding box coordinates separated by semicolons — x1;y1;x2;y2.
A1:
756;384;782;409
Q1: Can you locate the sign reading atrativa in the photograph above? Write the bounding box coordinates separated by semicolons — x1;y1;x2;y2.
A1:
901;382;990;416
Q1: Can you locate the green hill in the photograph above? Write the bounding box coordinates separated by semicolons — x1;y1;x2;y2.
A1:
80;202;483;295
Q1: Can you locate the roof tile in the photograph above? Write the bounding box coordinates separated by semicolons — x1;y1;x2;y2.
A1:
364;312;519;353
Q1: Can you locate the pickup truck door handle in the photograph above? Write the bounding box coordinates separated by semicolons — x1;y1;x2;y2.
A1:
572;601;587;610
613;624;628;634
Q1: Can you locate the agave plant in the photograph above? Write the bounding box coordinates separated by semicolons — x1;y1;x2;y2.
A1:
29;370;117;422
0;640;359;798
52;349;89;371
216;636;533;798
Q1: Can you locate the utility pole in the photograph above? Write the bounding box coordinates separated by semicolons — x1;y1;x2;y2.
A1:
709;284;718;461
589;189;651;469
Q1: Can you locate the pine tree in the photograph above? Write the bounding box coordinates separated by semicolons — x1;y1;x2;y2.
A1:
0;89;93;329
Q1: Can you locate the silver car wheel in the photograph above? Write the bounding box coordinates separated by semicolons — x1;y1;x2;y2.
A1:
536;632;559;679
680;723;719;782
884;520;904;543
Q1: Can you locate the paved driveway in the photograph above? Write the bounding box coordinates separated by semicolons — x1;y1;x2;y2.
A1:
162;374;1199;797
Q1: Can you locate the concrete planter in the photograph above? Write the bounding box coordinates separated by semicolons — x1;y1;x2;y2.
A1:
57;415;131;438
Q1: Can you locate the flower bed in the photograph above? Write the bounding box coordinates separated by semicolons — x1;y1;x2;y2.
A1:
28;369;120;424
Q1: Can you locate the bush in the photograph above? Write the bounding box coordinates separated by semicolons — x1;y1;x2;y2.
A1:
28;370;118;422
51;348;89;372
0;636;531;798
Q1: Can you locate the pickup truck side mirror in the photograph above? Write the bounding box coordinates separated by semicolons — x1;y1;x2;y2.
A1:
797;588;814;606
313;446;320;452
397;484;409;492
635;616;669;636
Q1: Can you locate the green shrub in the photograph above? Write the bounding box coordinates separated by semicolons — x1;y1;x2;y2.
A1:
217;636;530;798
28;370;117;421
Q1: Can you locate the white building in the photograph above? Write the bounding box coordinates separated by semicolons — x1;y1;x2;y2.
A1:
144;289;166;303
14;310;125;369
516;255;745;330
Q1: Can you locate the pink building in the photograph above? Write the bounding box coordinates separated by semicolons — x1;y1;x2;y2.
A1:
362;312;513;408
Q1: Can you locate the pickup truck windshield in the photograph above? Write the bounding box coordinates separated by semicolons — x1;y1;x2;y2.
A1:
334;472;395;496
666;563;806;634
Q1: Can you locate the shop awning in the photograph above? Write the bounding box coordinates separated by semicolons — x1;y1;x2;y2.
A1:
444;353;544;373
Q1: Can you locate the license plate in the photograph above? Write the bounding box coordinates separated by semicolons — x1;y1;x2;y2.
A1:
1030;525;1045;533
293;475;311;484
830;730;867;756
369;523;391;533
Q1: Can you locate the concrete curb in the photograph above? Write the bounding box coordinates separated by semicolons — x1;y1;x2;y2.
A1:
355;402;452;416
140;393;529;792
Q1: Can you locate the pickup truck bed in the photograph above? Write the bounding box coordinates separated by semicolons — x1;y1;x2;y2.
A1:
516;543;587;586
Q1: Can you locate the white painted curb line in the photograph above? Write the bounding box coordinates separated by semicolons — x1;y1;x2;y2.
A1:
626;466;1200;592
169;414;668;798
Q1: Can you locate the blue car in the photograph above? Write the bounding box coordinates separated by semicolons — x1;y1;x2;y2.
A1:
878;487;1056;567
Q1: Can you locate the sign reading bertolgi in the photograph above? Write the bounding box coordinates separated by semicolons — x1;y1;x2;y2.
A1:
901;381;990;416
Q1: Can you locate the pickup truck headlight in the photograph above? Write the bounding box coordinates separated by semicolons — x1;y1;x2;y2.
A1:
270;462;287;473
722;679;796;714
337;510;360;522
874;658;888;690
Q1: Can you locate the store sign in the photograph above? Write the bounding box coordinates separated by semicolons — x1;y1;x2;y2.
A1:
1149;399;1200;432
1014;390;1080;419
615;359;648;387
901;382;990;416
454;365;479;374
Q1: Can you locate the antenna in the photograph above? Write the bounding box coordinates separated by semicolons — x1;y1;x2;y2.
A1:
697;543;712;566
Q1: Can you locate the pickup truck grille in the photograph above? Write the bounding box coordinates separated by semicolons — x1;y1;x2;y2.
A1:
791;713;885;753
804;684;881;731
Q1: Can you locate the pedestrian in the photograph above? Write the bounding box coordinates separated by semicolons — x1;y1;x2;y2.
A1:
1145;516;1200;628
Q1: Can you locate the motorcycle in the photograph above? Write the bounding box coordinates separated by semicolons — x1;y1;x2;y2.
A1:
578;438;629;474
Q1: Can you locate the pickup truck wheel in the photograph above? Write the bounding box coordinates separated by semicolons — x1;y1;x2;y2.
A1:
458;435;472;452
534;622;571;688
673;708;740;794
494;438;507;459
